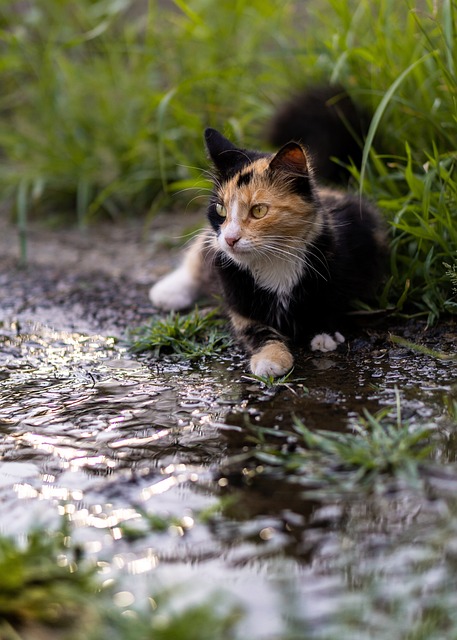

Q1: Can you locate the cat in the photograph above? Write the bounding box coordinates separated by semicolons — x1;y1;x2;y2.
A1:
150;95;387;378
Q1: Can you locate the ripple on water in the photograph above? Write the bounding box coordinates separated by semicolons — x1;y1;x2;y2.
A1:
1;320;457;638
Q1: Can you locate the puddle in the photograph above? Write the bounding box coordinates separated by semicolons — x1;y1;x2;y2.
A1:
0;317;457;638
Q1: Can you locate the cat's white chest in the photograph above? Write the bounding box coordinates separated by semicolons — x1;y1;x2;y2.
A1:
251;252;305;296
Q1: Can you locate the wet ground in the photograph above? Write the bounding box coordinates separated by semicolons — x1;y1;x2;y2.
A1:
0;217;456;638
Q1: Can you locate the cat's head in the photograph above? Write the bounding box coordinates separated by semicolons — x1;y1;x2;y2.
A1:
204;128;320;270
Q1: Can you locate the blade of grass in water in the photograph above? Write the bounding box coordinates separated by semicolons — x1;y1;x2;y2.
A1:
389;334;457;361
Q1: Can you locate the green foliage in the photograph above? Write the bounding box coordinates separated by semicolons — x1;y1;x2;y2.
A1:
0;528;98;635
0;0;290;223
301;0;457;322
294;410;434;479
445;261;457;294
129;308;231;358
246;404;436;491
0;526;241;640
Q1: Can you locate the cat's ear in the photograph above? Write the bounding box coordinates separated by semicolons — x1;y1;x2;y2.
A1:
269;142;308;174
204;128;240;174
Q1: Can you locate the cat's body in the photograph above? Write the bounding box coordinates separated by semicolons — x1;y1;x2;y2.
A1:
150;102;387;377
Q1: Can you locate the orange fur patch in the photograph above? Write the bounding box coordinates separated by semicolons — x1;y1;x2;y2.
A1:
249;340;294;377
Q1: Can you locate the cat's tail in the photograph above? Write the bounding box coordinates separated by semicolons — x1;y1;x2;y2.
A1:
267;85;372;184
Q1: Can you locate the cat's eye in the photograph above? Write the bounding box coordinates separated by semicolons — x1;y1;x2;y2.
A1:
215;202;227;218
250;204;269;219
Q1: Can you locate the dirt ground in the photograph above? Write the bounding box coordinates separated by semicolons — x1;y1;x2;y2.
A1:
0;213;204;335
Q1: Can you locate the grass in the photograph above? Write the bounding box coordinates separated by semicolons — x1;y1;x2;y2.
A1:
389;333;457;361
0;527;99;638
240;402;437;493
241;368;309;393
0;525;241;640
129;307;232;358
0;0;456;319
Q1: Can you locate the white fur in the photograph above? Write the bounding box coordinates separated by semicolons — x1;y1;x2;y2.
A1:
252;251;305;296
310;332;345;353
149;266;199;311
221;238;305;296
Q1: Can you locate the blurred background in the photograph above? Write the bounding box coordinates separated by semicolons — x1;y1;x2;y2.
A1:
0;0;456;319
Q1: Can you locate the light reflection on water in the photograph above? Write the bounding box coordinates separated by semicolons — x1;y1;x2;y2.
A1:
0;319;457;637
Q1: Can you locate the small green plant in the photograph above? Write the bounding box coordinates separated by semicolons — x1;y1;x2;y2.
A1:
445;261;457;295
0;526;242;640
0;528;98;635
129;308;231;359
241;369;309;394
389;334;457;361
244;401;436;491
293;409;434;479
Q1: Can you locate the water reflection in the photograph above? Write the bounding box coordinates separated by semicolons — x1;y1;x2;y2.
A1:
0;319;456;637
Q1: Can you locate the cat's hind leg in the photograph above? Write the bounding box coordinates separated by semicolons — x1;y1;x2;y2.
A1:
149;230;210;311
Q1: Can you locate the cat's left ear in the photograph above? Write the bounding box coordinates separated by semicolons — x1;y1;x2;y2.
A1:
269;142;308;174
204;128;241;175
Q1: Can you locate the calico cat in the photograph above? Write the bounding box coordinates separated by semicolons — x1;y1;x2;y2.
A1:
150;123;387;378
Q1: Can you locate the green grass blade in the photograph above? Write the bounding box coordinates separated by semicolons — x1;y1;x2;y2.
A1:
359;53;432;193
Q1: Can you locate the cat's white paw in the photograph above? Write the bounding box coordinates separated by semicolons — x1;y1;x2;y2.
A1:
310;332;345;353
250;343;294;378
149;267;199;311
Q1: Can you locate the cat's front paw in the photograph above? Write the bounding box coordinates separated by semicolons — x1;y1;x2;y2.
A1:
250;342;294;378
149;267;199;311
310;332;345;353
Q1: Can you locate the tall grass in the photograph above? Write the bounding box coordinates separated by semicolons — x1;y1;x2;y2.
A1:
288;0;457;322
0;0;455;320
0;0;289;223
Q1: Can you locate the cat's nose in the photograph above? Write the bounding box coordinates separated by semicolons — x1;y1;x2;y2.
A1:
225;234;241;248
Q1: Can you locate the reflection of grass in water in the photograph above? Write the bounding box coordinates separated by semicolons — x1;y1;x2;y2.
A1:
129;308;231;359
316;495;457;640
0;526;241;640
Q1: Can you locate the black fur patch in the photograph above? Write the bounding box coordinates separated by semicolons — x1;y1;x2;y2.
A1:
267;85;372;184
236;170;254;188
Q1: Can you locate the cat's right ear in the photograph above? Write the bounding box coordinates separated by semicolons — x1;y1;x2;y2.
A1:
269;142;309;175
204;128;240;175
